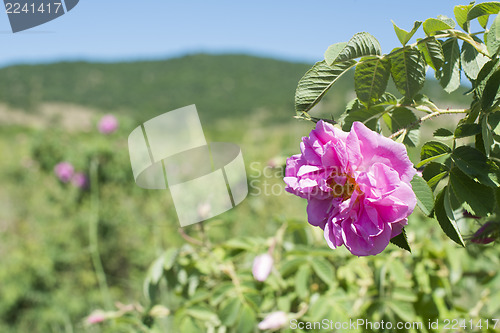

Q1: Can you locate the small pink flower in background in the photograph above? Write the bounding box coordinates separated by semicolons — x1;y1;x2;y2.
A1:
470;221;498;244
284;121;417;256
54;162;74;183
98;114;119;134
71;172;88;189
86;310;106;324
252;253;273;282
258;311;288;330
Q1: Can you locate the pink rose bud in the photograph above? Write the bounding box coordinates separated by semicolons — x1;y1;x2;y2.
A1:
470;221;498;244
71;172;88;189
54;162;74;183
98;114;119;134
86;311;106;324
258;311;288;330
252;253;273;282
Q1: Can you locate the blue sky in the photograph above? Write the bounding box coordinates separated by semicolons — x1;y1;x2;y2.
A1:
0;0;487;66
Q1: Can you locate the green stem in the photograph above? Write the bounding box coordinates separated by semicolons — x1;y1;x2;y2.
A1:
388;108;469;139
89;158;113;310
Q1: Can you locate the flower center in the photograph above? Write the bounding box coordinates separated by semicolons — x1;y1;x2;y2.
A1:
328;173;359;200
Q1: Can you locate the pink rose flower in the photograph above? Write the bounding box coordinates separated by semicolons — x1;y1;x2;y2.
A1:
54;162;74;183
98;114;119;134
284;121;417;256
252;253;273;281
258;311;288;330
71;172;88;189
470;221;498;244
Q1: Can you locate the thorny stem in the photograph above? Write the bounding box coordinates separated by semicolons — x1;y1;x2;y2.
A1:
388;108;469;140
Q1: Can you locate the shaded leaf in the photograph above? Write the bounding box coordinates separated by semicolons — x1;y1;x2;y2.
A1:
487;14;500;55
342;105;384;131
461;36;489;80
436;38;461;93
295;265;311;299
482;115;494;156
295;60;356;115
219;298;241;326
422;162;449;189
418;141;452;167
310;257;334;286
389;47;426;100
449;167;495;217
451;145;499;187
325;32;382;65
354;56;391;105
236;304;256;333
435;187;465;247
434;128;454;137
390;229;411;252
454;123;481;138
481;68;500;111
417;37;444;71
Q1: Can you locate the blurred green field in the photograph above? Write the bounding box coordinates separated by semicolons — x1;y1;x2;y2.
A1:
0;54;499;332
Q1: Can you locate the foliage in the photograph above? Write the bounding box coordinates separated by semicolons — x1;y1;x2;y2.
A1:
294;1;500;252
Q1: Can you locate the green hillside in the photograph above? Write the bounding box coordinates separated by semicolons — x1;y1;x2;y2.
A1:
0;53;469;125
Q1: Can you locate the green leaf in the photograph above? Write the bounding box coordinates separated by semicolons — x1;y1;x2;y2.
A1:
324;32;382;65
449;167;495;217
375;92;399;105
454;123;482;138
434;187;466;247
163;248;179;271
187;305;220;324
483;115;494;156
386;107;418;132
411;174;435;215
475;58;500;99
487;14;500;55
219;298;241;326
434;128;454;137
279;257;308;277
423;17;455;36
180;317;203;333
295;60;356;115
436;38;461;93
417;141;452;167
390;229;411;252
417;37;444;71
392;20;422;45
467;2;500;21
236;304;256;333
461;37;489;80
451;145;499;187
310;257;334;286
481;68;500;111
354;56;391;106
478;14;490;29
341;104;384;131
323;42;347;65
423;162;449;189
454;4;474;32
389;47;426;100
295;265;311;299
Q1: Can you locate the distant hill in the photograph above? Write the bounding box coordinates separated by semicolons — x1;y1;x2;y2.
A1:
0;53;470;124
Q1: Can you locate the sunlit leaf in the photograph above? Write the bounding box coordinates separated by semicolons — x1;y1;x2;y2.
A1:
434;187;465;247
389;47;426;100
325;32;382;65
417;37;444;71
354;56;391;106
392;20;422;45
295;60;356;115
